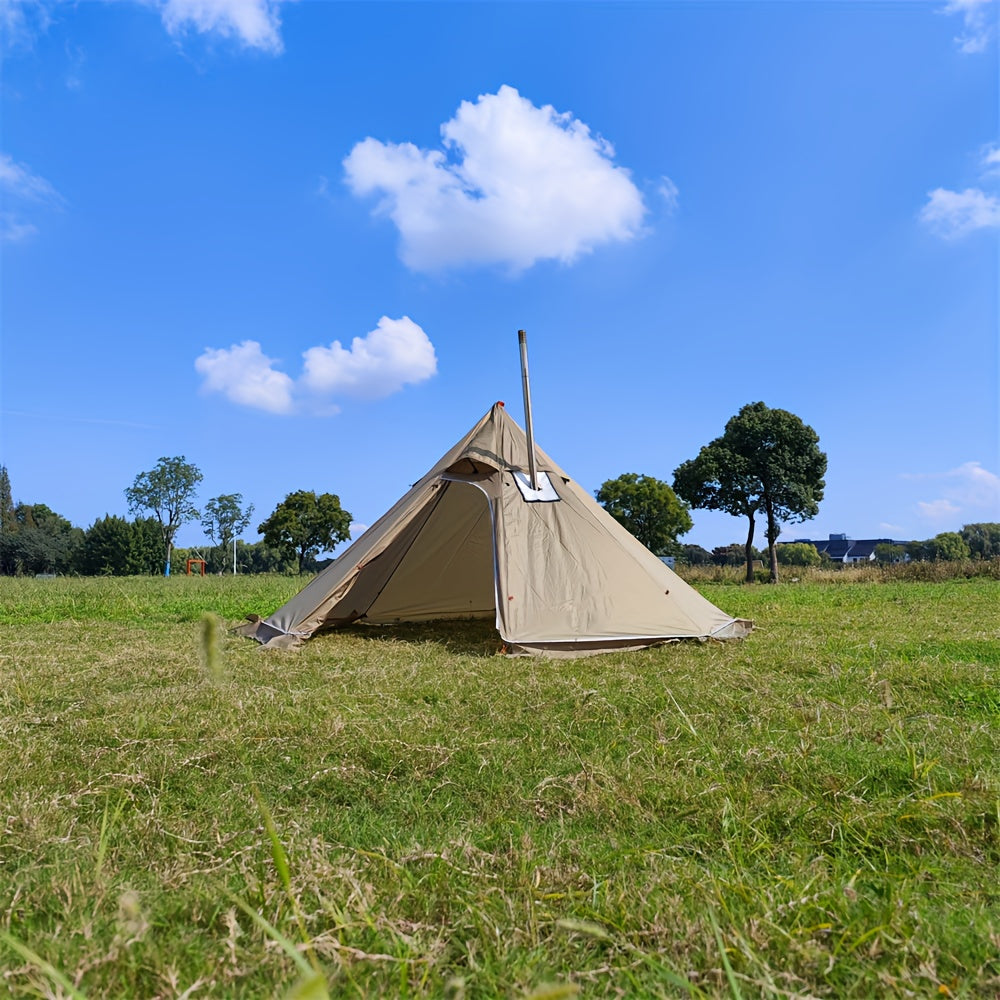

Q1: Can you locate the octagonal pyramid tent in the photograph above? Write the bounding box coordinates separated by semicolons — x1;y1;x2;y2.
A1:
238;402;752;657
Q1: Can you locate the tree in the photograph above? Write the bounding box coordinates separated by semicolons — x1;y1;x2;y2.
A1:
76;515;164;575
257;490;353;574
125;456;203;576
926;531;970;562
874;542;905;564
201;494;254;573
679;543;713;566
675;451;761;583
131;517;168;574
236;539;295;574
595;473;693;556
960;523;1000;560
0;466;14;535
5;503;81;575
775;542;821;567
0;466;18;574
77;515;133;575
674;402;826;583
711;543;762;567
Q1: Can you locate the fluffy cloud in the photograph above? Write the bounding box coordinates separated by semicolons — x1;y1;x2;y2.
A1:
910;461;1000;522
2;0;288;54
302;316;437;400
943;0;995;54
343;85;645;273
922;143;1000;238
920;187;1000;237
195;316;437;414
158;0;287;53
195;340;296;413
0;152;64;242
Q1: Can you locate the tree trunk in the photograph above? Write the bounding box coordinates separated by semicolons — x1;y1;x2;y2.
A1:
161;520;174;577
764;501;779;583
744;514;756;584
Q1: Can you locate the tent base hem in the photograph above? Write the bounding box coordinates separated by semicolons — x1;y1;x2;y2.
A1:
234;615;754;658
503;618;753;657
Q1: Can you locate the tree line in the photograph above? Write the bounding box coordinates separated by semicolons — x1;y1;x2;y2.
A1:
4;401;996;579
0;460;352;577
669;528;1000;570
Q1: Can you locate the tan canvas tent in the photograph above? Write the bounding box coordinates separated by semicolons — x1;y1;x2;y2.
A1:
238;402;751;656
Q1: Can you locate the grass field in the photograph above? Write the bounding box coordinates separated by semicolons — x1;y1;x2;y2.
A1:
1;574;998;998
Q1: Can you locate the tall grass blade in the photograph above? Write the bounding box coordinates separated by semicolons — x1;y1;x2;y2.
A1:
523;984;580;999
0;930;89;1000
250;784;321;975
284;970;331;999
200;611;224;683
224;891;313;979
708;911;744;1000
253;785;292;894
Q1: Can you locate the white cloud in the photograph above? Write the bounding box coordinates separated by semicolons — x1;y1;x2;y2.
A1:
658;175;680;213
879;522;904;534
301;316;437;400
195;316;437;414
0;0;52;50
0;152;64;242
348;522;368;539
1;0;289;54
949;461;1000;509
195;340;295;414
917;498;962;520
920;186;1000;237
343;85;646;273
909;461;1000;522
982;144;1000;174
0;216;37;242
158;0;287;53
922;139;1000;239
0;152;62;203
942;0;996;53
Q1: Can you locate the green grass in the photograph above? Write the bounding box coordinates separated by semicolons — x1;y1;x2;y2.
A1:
1;576;997;997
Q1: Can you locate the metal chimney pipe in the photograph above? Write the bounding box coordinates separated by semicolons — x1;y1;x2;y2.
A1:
518;329;539;491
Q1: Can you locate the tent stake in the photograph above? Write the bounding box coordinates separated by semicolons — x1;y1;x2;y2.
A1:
518;329;539;491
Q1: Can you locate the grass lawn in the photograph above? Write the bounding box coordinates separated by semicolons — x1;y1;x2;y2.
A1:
1;575;997;998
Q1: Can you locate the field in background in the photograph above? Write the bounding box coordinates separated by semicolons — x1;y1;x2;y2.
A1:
1;575;997;998
677;559;1000;586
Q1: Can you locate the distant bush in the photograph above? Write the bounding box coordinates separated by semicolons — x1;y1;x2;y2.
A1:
678;543;713;566
775;542;821;567
711;543;763;566
675;557;1000;584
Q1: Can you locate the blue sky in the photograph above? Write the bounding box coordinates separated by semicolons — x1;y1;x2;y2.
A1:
2;0;998;555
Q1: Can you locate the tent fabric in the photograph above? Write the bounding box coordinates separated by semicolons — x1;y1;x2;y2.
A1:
238;403;752;656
